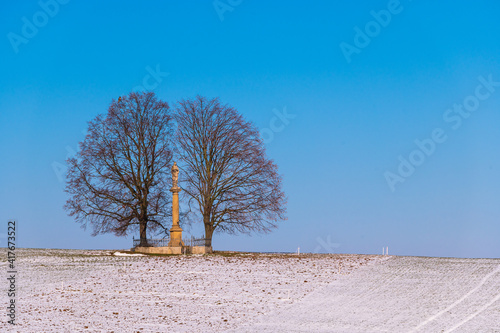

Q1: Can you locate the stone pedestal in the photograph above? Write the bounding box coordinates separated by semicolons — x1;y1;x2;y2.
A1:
168;186;184;247
133;245;210;255
134;246;183;255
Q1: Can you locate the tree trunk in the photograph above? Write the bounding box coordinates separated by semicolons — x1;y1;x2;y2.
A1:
204;216;214;250
139;219;148;247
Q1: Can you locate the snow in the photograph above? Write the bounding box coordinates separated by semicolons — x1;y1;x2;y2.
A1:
1;249;374;332
1;249;498;332
112;251;146;257
225;256;500;332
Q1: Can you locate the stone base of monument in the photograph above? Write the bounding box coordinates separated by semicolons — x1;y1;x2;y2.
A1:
191;246;213;254
133;246;183;255
132;246;213;255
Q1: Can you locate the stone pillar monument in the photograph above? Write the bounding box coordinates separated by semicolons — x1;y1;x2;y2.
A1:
168;162;184;247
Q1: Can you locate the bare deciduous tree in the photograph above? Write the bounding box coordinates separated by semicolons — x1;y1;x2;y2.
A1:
174;96;287;248
64;91;173;246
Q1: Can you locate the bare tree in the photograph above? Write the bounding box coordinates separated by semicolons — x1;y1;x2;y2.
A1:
174;96;287;248
64;92;173;247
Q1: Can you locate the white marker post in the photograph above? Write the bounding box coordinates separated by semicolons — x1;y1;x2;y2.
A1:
386;246;389;256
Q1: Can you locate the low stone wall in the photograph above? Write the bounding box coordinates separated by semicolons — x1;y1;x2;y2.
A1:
191;246;213;254
133;246;213;255
134;246;182;254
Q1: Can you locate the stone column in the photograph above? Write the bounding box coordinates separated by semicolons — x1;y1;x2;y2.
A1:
168;186;184;247
168;162;184;247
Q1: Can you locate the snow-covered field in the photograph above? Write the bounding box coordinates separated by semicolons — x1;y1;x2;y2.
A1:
1;249;376;332
2;249;499;332
230;256;500;333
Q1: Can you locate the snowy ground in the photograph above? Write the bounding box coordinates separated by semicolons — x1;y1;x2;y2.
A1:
2;250;498;332
1;249;376;332
228;256;500;333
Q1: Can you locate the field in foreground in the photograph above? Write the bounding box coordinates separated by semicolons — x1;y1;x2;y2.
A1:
1;250;499;332
230;256;500;333
1;249;376;332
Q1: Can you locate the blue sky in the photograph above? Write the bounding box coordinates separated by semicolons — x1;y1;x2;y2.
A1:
1;0;500;258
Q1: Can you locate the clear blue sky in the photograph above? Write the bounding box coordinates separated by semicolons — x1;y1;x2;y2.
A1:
1;1;500;258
